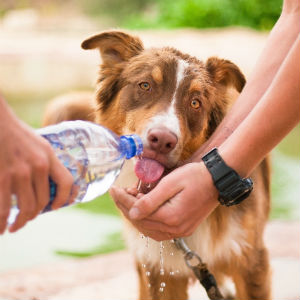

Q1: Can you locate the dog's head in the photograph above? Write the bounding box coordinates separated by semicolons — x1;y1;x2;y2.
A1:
82;31;245;182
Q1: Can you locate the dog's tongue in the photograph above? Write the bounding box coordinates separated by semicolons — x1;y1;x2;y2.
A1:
135;158;165;183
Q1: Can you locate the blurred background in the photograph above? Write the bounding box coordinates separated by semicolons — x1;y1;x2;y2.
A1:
0;0;299;299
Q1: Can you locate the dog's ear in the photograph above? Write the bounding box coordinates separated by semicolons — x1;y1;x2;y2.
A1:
81;30;144;65
206;57;246;92
205;57;246;138
81;31;144;113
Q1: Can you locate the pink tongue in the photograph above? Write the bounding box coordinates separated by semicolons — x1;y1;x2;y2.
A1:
135;158;165;183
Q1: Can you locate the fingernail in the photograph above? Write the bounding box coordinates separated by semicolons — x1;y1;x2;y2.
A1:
129;207;140;219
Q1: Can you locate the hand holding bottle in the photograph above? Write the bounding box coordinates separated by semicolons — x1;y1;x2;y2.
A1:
0;96;74;233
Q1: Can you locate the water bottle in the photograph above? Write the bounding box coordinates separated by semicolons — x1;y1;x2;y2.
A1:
8;121;143;224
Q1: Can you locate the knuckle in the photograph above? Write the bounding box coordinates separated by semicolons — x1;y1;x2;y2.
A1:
17;165;31;180
42;140;53;153
34;156;49;173
63;172;74;188
137;198;151;214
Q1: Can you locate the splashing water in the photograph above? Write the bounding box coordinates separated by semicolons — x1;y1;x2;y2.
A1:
137;177;181;293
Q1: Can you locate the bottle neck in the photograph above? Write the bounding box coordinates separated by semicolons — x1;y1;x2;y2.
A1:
119;134;143;159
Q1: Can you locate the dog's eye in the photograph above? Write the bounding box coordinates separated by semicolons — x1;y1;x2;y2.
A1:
139;82;151;91
190;98;201;109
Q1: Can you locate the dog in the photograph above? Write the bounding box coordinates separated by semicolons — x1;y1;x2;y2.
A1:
43;30;271;300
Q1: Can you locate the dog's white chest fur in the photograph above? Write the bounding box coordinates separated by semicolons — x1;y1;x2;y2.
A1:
123;212;248;277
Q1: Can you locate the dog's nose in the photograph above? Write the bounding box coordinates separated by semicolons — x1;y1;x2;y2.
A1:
147;128;178;154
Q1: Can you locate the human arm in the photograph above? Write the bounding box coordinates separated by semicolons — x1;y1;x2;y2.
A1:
219;33;300;177
0;95;74;233
190;0;300;159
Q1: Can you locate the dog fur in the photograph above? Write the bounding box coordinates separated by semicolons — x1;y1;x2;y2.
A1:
43;30;271;300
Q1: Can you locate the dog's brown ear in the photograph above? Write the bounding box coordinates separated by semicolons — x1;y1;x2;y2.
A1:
81;30;144;65
206;57;246;92
81;31;144;113
205;57;246;138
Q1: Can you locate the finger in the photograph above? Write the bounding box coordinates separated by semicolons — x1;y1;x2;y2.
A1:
138;218;175;233
32;162;49;215
129;174;183;220
116;202;172;241
114;200;130;219
110;186;136;210
0;177;11;234
69;184;79;205
145;230;175;241
125;187;139;196
9;169;36;233
49;154;73;210
139;217;194;238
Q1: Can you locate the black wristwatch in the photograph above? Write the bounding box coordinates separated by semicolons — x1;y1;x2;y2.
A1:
202;148;253;206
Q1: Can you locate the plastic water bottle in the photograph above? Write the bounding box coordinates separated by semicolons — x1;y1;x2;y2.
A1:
8;121;143;224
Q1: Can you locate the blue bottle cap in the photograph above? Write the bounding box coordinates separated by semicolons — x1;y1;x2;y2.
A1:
119;134;143;159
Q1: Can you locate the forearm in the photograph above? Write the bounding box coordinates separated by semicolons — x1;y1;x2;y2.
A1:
220;35;300;177
192;4;300;159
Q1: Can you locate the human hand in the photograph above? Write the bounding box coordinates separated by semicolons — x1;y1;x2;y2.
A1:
0;102;75;233
110;162;219;241
110;186;170;240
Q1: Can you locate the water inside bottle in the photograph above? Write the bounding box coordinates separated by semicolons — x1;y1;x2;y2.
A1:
8;129;126;224
80;149;124;203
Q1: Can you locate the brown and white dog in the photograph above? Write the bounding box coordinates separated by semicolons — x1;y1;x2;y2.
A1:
43;31;271;300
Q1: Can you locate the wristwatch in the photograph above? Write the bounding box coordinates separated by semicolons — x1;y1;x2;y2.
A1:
202;148;253;206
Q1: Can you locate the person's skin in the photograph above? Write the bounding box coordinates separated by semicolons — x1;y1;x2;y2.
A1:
191;0;300;160
110;0;300;241
0;95;74;234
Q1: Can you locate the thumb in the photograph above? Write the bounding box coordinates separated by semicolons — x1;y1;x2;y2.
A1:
129;174;181;220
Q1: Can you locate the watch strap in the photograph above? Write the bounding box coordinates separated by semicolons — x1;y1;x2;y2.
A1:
202;148;253;206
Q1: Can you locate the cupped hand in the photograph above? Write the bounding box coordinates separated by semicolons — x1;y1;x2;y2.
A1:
110;162;219;241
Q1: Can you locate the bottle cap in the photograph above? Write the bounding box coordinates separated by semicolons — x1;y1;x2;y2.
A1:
119;135;143;159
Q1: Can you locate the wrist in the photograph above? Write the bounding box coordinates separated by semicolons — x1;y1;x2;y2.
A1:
191;162;219;206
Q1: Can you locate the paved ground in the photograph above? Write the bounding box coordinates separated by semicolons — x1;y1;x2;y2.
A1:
0;221;299;300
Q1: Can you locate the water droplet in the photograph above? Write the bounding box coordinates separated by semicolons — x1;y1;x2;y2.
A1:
159;287;164;293
170;252;174;256
137;179;142;191
146;271;151;276
142;264;146;268
147;283;151;288
159;241;164;275
169;271;175;276
160;282;166;287
176;269;180;274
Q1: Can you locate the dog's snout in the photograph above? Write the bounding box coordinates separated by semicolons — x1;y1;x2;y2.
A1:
147;128;178;154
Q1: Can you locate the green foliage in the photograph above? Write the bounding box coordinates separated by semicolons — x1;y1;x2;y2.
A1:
73;0;152;23
0;0;282;30
124;0;282;30
55;231;125;258
74;193;121;216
